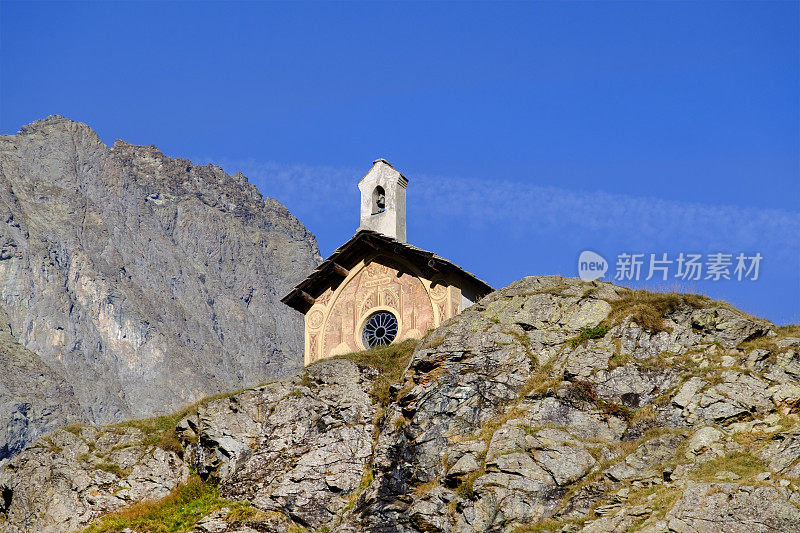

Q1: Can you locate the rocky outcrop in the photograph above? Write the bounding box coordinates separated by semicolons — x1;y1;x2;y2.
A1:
194;359;378;528
0;425;188;532
2;275;799;532
0;116;320;458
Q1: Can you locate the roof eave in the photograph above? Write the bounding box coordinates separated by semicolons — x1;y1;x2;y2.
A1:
281;229;493;314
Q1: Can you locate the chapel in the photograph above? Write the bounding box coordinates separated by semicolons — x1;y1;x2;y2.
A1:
281;159;493;366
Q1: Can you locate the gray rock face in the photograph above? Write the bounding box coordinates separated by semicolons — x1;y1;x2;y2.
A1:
0;116;320;459
1;275;799;532
0;426;188;532
664;483;800;533
339;277;799;532
189;359;379;529
0;307;82;460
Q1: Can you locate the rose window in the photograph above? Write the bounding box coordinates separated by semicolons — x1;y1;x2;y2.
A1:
362;311;398;348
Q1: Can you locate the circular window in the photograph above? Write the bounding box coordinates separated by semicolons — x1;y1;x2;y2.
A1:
362;311;398;348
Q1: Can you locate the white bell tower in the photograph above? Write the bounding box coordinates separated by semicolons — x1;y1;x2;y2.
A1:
358;159;408;242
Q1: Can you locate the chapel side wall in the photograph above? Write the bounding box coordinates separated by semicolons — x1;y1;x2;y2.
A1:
305;256;472;365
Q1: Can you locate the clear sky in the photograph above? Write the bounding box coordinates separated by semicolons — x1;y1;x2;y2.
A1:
2;1;798;324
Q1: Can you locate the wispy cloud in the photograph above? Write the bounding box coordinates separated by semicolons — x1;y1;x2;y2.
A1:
417;176;800;254
193;156;799;324
206;157;800;261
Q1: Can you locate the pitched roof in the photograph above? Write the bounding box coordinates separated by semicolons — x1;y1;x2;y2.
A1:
281;229;493;313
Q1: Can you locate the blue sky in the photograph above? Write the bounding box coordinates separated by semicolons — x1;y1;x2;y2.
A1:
1;1;798;324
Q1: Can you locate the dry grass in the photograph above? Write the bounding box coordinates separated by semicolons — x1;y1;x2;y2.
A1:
94;463;131;479
512;516;590;533
519;363;561;398
110;388;246;456
39;436;62;453
341;468;374;514
513;280;573;299
629;404;657;425
506;328;535;358
328;338;419;406
738;336;781;357
110;410;190;457
623;483;684;522
737;323;800;360
64;423;84;435
776;325;800;337
413;479;442;497
603;289;710;333
608;351;633;369
691;451;767;482
394;415;412;431
730;430;773;449
548;427;688;522
640;351;695;374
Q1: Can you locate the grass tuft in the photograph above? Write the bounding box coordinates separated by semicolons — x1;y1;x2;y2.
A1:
691;451;767;482
110;388;246;456
328;338;419;406
454;466;485;500
608;352;633;369
40;436;62;453
603;289;709;333
511;518;588;533
94;463;131;478
111;411;187;457
82;475;257;532
519;363;561;398
776;325;800;337
64;423;84;435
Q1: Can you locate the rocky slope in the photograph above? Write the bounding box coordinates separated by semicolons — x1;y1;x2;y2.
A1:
0;116;320;459
2;276;800;532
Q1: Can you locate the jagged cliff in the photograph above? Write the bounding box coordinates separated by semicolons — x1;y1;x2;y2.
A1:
0;116;320;459
2;276;799;532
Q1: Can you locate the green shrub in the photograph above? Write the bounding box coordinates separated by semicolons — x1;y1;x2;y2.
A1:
564;380;633;421
568;325;609;348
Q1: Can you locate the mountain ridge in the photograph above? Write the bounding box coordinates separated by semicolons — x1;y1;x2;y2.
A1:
0;116;321;460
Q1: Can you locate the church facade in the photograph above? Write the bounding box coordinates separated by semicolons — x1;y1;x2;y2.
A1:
281;159;492;366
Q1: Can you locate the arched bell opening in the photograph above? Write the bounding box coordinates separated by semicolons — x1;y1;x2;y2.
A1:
372;186;386;214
